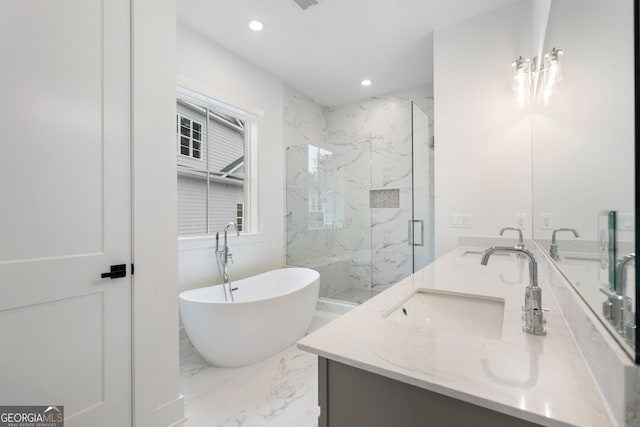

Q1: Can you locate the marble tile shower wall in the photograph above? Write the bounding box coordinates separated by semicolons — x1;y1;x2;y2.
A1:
285;86;369;298
283;86;326;150
284;85;435;298
325;87;434;291
285;137;372;297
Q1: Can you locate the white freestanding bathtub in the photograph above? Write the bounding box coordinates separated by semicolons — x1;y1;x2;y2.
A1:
179;267;320;367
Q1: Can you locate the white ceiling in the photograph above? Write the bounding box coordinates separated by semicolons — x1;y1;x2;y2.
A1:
177;0;520;107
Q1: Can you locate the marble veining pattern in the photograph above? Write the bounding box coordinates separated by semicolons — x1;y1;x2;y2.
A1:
284;85;435;301
181;343;318;427
529;240;640;427
461;236;640;427
299;245;617;427
180;310;344;426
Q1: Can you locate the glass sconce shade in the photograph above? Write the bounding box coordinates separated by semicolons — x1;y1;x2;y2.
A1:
512;56;532;109
542;48;563;105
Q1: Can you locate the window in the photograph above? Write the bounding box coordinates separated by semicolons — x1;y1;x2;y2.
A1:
176;87;257;235
236;203;244;232
177;114;203;159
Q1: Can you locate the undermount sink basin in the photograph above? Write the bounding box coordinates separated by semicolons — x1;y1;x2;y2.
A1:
385;289;505;339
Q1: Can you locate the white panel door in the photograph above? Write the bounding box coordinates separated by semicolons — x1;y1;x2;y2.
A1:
0;1;132;426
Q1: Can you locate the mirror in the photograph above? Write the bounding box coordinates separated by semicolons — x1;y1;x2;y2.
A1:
532;0;636;359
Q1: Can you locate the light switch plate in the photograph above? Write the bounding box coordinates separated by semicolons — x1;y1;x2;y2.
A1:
540;213;552;230
450;214;471;228
616;213;635;230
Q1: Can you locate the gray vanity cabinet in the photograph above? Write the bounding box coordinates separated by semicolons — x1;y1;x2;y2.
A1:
318;357;542;427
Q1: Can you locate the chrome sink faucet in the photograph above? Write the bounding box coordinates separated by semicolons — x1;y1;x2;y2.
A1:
601;253;636;345
618;253;636;346
499;227;524;250
481;246;546;335
549;228;579;261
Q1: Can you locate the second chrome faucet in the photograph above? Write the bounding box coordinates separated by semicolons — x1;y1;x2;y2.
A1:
481;246;546;335
549;228;580;261
601;253;636;346
499;227;524;250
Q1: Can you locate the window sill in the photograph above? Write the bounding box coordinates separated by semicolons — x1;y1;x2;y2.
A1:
178;232;265;251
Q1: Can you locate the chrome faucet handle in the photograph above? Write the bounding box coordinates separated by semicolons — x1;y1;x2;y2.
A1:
499;227;524;249
523;308;546;335
623;297;635;340
228;253;234;264
625;322;636;346
600;287;618;321
599;287;627;333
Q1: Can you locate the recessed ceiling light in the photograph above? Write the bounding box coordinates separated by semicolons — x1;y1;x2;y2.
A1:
248;20;264;32
361;79;372;87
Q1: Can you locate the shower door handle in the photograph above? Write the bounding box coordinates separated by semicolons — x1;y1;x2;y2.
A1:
408;220;424;247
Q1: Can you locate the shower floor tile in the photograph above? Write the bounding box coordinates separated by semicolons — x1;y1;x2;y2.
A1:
328;287;380;304
180;310;340;427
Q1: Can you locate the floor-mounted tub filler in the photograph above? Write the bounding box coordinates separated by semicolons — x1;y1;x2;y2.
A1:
179;267;320;367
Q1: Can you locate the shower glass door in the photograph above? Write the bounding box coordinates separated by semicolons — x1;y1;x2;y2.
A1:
285;134;373;304
285;101;435;305
411;102;435;271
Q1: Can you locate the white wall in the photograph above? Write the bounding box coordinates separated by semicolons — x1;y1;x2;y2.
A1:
132;0;184;425
531;0;552;74
531;0;634;241
176;24;285;292
433;0;533;258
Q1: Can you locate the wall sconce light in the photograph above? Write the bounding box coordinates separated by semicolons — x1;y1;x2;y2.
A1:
512;56;532;109
541;47;563;105
511;48;563;108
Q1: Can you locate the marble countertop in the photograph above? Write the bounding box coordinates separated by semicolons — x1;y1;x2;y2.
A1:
298;246;615;427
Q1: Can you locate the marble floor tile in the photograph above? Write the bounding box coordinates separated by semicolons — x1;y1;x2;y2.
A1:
180;311;341;427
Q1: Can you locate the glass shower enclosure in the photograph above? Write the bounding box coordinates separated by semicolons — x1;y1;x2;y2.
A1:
285;102;434;305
